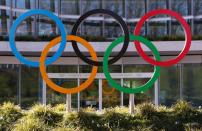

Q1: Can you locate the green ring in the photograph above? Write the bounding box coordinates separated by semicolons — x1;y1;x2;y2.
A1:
103;34;161;94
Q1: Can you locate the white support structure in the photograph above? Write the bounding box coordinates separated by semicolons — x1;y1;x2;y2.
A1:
99;79;102;111
120;79;124;106
66;94;71;112
129;94;135;114
42;80;46;105
154;80;159;106
42;72;156;112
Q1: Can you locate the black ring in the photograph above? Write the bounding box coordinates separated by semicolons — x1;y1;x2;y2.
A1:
71;9;129;66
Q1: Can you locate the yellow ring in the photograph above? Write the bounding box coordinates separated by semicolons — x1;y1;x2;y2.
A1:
39;35;98;94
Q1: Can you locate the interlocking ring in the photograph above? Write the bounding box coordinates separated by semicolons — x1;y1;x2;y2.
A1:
40;35;98;94
71;9;130;66
9;9;192;94
103;34;160;94
134;9;192;67
9;10;67;67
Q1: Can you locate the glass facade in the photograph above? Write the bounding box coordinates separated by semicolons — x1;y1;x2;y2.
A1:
0;0;201;37
0;62;202;108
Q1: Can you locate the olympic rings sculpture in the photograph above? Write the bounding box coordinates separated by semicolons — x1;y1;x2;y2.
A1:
9;9;192;94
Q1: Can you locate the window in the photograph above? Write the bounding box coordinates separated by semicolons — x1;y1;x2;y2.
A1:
14;0;35;36
171;0;188;16
0;0;10;35
183;64;202;107
159;66;180;106
0;64;19;104
61;0;80;15
194;0;202;15
126;0;145;18
104;0;125;17
21;65;40;108
148;0;167;11
82;0;101;13
148;21;167;36
38;0;58;36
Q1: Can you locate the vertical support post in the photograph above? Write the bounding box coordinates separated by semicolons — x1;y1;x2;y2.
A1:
66;94;71;112
18;64;21;106
77;59;80;111
77;80;80;111
154;80;159;106
180;64;184;99
99;79;102;111
42;80;46;105
129;94;134;114
121;79;124;106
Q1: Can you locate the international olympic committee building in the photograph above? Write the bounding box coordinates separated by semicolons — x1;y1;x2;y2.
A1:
0;0;202;110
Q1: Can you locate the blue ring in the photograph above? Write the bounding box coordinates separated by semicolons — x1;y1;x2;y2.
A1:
9;10;66;67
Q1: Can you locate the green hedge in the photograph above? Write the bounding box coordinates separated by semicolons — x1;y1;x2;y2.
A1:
0;101;202;131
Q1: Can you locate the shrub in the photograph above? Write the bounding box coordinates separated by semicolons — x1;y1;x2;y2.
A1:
12;115;48;131
0;102;22;130
53;104;66;112
29;104;63;127
136;103;157;118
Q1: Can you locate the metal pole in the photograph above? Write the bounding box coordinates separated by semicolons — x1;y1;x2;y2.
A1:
66;94;71;112
99;79;102;111
129;94;134;114
42;80;46;105
154;80;159;106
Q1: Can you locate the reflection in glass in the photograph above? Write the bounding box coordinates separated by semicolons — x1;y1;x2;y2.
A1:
0;64;19;104
194;19;202;35
148;21;167;36
82;0;101;13
47;79;77;107
102;79;121;108
104;22;123;38
126;0;145;18
159;66;180;106
0;0;10;35
183;64;202;107
38;0;58;36
61;0;79;15
148;0;166;11
171;0;188;15
104;0;125;17
128;22;146;36
123;78;154;106
80;79;99;108
21;66;40;108
82;21;102;36
171;20;190;36
194;0;202;15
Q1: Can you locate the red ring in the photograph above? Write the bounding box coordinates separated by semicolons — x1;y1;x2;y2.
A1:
134;9;192;67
